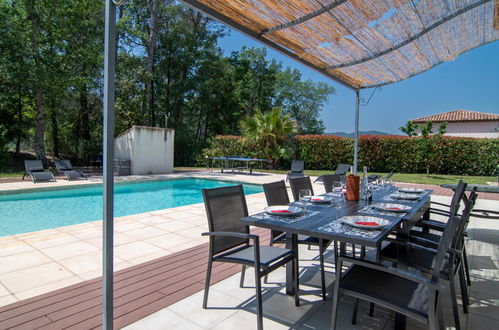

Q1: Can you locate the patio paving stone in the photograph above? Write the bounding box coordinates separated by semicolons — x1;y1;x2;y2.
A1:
0;262;75;293
114;241;163;261
0;250;52;274
39;240;98;260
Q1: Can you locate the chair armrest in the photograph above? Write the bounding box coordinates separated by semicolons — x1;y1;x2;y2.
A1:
338;255;444;290
384;237;438;254
428;209;451;217
202;231;258;243
416;219;446;232
431;201;451;208
407;236;439;250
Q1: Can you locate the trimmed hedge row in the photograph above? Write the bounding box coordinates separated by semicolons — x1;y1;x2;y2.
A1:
201;135;499;175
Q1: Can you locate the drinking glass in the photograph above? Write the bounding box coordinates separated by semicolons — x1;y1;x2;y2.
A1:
299;189;312;212
331;195;341;219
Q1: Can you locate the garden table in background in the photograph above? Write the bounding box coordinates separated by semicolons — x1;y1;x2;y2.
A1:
241;187;431;329
206;156;268;174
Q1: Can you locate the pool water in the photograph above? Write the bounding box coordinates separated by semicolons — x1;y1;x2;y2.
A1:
0;178;263;237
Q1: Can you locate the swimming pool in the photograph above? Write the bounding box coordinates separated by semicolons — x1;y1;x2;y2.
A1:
0;178;263;237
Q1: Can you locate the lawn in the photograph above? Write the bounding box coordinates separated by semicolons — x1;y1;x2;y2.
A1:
0;172;24;178
2;167;495;186
174;167;497;186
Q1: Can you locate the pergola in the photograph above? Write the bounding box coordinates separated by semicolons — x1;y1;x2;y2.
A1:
101;0;499;328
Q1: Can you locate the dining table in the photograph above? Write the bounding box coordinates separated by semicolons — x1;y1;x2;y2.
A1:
241;185;432;329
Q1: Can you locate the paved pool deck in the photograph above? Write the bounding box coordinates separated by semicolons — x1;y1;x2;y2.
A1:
0;171;498;329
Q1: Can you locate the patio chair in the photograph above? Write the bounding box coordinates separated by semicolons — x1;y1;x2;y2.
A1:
286;160;305;181
55;160;87;181
377;184;476;330
413;180;473;286
263;180;331;300
322;174;342;193
201;184;299;330
331;195;464;330
314;163;351;183
289;176;314;202
22;160;56;183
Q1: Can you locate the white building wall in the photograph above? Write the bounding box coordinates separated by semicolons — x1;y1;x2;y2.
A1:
114;126;174;175
114;130;132;161
444;121;499;138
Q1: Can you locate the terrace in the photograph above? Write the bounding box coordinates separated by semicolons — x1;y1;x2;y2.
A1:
0;170;498;329
1;0;498;328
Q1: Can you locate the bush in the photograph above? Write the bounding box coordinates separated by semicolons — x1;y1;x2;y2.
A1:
201;134;499;175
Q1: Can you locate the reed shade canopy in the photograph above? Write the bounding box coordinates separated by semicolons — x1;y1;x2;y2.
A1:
182;0;499;90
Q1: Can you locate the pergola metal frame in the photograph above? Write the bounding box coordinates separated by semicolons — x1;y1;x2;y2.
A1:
101;1;499;328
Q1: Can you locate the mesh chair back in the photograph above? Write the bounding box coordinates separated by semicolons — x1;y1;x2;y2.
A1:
290;160;304;173
263;180;289;206
55;160;72;171
453;188;478;250
289;176;314;201
203;185;249;255
24;160;44;173
430;183;471;282
449;180;467;216
322;174;342;193
334;163;351;175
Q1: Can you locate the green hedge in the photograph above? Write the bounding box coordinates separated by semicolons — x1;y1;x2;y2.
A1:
201;135;499;175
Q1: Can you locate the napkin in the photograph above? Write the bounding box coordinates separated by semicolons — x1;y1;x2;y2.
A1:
272;210;292;213
354;221;379;226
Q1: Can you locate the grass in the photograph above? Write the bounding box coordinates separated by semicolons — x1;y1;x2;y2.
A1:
2;167;495;186
0;172;24;178
174;167;497;186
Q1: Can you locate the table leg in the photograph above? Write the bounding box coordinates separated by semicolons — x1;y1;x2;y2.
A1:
286;233;298;296
394;231;409;330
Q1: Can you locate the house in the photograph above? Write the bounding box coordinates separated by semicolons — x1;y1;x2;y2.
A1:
411;110;499;138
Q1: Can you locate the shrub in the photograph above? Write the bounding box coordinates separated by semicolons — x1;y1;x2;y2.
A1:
201;134;499;175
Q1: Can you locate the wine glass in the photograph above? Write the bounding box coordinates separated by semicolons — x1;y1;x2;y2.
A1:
299;189;312;213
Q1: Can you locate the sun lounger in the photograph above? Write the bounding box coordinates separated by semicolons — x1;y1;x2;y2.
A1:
314;163;351;183
23;160;56;183
55;160;88;181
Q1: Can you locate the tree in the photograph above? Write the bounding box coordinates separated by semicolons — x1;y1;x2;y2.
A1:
400;120;448;176
239;107;296;168
274;68;334;134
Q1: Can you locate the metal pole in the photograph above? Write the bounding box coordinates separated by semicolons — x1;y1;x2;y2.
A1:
103;1;116;329
353;90;360;175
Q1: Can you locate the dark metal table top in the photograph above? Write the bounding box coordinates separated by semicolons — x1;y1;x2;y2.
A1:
241;188;431;248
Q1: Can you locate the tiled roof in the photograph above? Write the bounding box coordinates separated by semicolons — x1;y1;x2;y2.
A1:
411;110;499;123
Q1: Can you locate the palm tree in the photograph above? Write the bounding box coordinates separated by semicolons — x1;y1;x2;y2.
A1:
240;107;296;168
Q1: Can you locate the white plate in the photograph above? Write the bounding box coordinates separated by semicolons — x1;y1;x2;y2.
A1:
390;193;421;200
265;205;303;217
398;187;425;194
340;216;390;230
372;203;411;213
309;195;333;204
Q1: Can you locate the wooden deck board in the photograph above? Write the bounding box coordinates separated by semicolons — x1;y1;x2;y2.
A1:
0;227;269;329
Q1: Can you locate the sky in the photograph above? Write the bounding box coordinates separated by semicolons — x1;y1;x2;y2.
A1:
218;30;499;134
